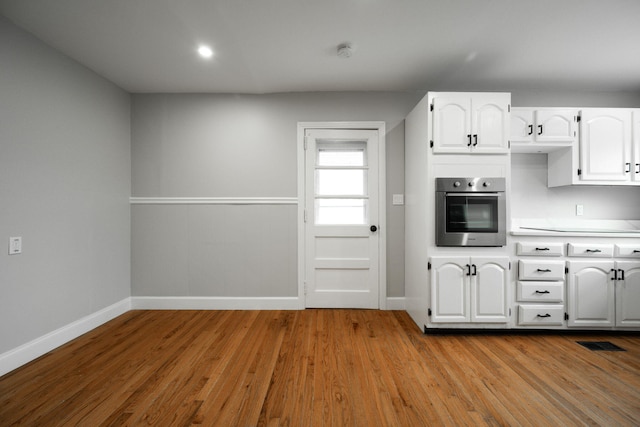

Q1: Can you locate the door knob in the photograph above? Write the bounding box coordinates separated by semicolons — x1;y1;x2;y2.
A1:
370;225;378;232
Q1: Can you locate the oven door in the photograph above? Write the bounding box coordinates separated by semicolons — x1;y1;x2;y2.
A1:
436;192;506;246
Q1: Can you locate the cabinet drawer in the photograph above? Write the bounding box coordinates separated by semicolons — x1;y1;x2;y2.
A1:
615;244;640;258
518;260;565;280
516;242;564;256
567;243;613;257
518;305;565;326
517;281;564;302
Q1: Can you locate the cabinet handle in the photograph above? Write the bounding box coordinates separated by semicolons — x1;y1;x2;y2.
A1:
466;264;471;276
527;124;533;135
619;269;625;281
471;264;477;276
633;250;640;253
611;268;618;280
536;313;551;318
635;163;640;174
467;135;472;146
536;269;552;273
535;247;550;251
537;124;543;135
625;163;631;173
534;290;550;294
472;134;478;146
585;249;601;253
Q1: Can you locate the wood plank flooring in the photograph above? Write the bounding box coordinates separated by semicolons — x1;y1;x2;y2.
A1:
1;310;639;426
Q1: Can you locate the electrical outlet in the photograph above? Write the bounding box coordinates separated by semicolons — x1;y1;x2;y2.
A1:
9;237;22;255
576;204;584;216
392;194;404;206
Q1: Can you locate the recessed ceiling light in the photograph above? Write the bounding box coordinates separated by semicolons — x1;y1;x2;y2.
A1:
197;45;214;59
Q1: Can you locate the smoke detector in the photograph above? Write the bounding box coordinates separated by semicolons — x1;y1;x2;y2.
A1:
337;43;353;58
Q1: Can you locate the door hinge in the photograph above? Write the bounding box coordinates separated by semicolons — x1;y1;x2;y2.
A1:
430;140;434;148
428;308;432;316
576;115;581;122
564;313;569;321
508;140;511;149
565;267;569;274
430;104;434;112
577;169;582;176
428;262;432;270
509;262;512;270
508;104;511;112
509;308;512;317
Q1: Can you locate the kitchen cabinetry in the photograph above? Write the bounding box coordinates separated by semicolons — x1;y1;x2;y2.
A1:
511;108;577;153
432;93;510;154
516;256;566;327
567;243;640;328
430;256;509;323
546;108;638;187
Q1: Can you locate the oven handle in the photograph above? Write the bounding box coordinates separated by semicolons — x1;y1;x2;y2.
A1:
444;192;502;196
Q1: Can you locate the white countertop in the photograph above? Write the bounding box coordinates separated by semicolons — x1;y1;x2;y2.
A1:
511;219;640;238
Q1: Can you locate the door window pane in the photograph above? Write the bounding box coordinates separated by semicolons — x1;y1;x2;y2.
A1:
315;199;367;225
317;149;365;167
316;169;365;196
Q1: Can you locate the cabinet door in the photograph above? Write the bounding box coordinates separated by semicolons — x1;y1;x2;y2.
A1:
432;97;472;153
471;95;510;153
633;110;640;182
616;261;640;327
510;108;533;143
471;257;509;323
567;260;615;327
579;109;632;182
430;257;469;322
535;109;576;142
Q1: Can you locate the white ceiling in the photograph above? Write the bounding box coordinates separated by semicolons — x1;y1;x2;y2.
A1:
1;0;640;94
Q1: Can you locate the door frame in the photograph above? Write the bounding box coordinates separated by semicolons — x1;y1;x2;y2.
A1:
297;121;387;310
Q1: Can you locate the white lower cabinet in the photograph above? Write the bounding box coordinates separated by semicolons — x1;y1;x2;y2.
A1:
430;256;510;324
567;260;640;328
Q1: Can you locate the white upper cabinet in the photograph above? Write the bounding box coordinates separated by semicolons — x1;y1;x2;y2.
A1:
579;108;632;182
511;108;577;152
432;93;510;154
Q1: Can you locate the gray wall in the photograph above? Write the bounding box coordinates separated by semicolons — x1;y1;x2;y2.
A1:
0;17;131;354
131;92;422;299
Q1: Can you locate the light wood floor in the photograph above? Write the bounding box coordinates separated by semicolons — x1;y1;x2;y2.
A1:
1;310;639;426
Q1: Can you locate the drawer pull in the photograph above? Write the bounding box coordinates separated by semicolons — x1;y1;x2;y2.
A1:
536;269;552;273
585;249;601;253
633;250;640;253
534;290;550;294
535;247;550;251
536;313;551;318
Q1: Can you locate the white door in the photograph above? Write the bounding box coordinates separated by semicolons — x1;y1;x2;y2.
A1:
567;260;615;327
535;109;576;142
633;110;640;182
430;257;469;323
471;95;510;153
616;261;640;327
579;109;632;182
471;257;509;323
304;128;380;308
432;96;472;153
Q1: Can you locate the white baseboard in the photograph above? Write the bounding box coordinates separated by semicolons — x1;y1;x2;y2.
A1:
0;298;131;377
131;296;302;310
385;297;406;310
1;295;405;376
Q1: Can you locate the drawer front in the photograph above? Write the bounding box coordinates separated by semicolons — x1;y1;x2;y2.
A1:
517;281;564;302
516;242;564;256
615;244;640;258
518;305;565;326
518;260;565;280
567;243;613;257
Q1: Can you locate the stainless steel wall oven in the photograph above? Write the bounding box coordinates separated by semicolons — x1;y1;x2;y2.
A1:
436;177;506;247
